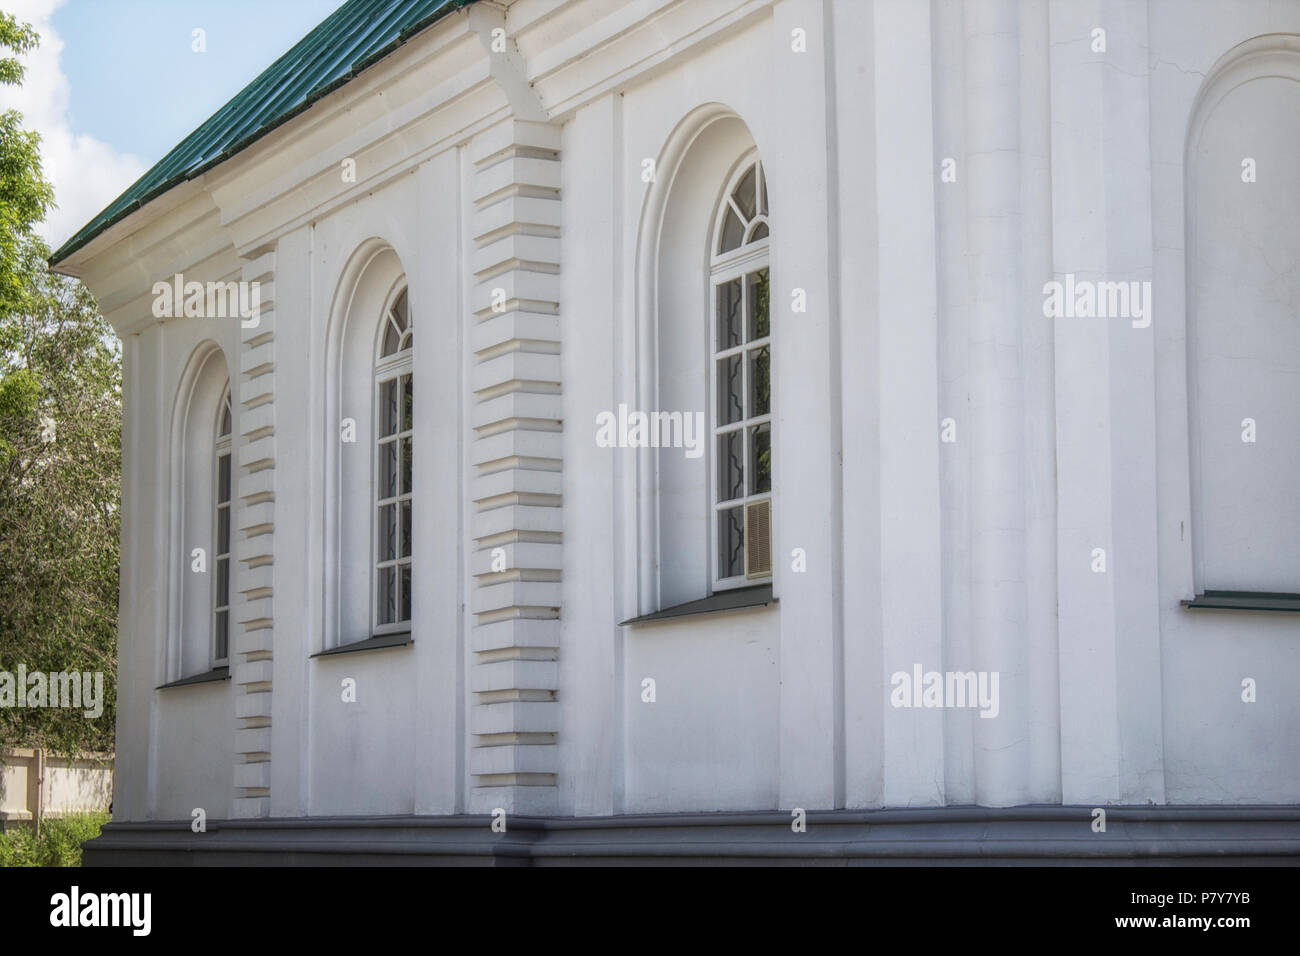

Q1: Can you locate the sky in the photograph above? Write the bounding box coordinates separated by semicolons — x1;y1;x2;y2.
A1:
0;0;346;249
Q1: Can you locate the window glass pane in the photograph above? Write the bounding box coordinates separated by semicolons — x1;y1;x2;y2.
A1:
219;398;231;437
759;164;768;216
719;208;744;253
378;504;396;562
216;557;229;607
717;354;743;426
401;437;413;496
399;565;411;623
718;507;745;579
400;500;412;559
732;165;757;221
378;439;397;500
215;610;228;661
748;221;769;243
401;375;413;431
717;279;743;350
217;507;230;553
747;268;769;340
749;345;770;417
379;379;398;436
377;567;396;626
218;454;231;503
391;291;408;332
749;424;772;495
382;321;400;357
718;431;744;503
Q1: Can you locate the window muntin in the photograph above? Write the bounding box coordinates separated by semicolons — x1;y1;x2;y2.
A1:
374;286;413;631
212;386;232;665
710;158;772;589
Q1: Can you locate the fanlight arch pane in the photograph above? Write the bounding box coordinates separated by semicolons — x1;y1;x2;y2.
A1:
218;389;232;438
379;286;413;359
715;160;770;255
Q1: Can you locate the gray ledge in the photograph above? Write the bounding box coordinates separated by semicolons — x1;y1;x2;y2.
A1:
156;666;229;690
1182;591;1300;613
81;804;1300;866
311;632;412;658
621;584;775;626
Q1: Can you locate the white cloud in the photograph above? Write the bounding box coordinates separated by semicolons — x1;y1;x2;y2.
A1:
0;0;146;250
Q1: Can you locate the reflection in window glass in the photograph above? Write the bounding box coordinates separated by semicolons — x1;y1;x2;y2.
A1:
710;160;773;586
375;287;414;630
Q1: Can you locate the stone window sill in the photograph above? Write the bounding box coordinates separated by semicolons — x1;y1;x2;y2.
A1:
157;666;230;690
1181;591;1300;613
311;632;413;658
621;584;775;626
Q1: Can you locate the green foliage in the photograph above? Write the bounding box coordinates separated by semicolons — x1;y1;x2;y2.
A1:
0;235;120;756
0;12;118;759
0;812;109;866
0;10;38;86
0;10;55;314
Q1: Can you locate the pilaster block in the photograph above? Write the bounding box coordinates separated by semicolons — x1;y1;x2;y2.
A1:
471;660;559;693
470;744;559;776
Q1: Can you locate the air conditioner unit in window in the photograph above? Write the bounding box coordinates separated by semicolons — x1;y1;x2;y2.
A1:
744;499;772;579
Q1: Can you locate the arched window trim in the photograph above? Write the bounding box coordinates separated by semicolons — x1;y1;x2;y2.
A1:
709;152;773;591
211;383;233;666
372;280;414;633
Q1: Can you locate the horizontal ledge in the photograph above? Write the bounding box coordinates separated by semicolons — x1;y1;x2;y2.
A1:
79;803;1300;832
621;584;775;626
312;632;413;658
81;805;1300;866
157;666;230;690
1182;591;1300;613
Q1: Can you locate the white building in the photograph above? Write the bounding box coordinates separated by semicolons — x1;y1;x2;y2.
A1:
53;0;1300;864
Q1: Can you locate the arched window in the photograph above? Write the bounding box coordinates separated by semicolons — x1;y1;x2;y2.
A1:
710;157;772;588
212;386;232;664
168;342;233;680
638;112;768;613
374;286;413;630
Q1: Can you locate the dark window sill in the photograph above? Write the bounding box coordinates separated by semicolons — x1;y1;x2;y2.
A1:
157;666;230;690
621;584;775;626
311;632;412;658
1182;591;1300;613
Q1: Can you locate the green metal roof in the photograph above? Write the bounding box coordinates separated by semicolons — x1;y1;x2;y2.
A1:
51;0;478;266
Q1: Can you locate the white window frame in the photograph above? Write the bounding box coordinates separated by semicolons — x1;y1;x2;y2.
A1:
211;385;233;667
371;283;413;634
709;154;772;591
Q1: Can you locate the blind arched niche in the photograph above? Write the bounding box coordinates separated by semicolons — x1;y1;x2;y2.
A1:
1186;36;1300;592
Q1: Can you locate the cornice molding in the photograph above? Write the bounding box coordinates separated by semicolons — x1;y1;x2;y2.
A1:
65;0;781;330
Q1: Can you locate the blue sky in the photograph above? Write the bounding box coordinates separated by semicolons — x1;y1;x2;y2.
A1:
53;0;344;164
0;0;346;246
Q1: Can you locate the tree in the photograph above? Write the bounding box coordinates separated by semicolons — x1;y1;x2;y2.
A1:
0;10;56;314
0;235;120;754
0;11;117;755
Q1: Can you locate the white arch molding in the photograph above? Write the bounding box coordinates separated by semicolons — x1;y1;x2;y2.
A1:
322;239;410;649
166;340;232;681
633;103;770;611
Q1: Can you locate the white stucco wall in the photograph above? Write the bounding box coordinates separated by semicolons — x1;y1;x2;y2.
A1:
74;0;1300;823
1147;3;1300;803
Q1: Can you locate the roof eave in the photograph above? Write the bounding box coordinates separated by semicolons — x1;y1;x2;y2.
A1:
48;0;478;268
